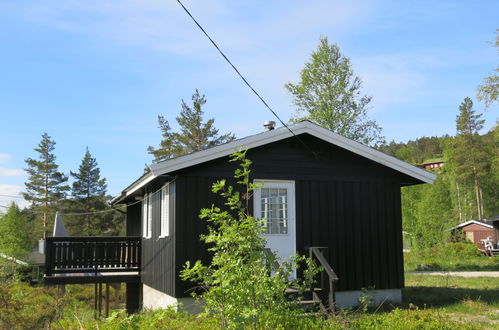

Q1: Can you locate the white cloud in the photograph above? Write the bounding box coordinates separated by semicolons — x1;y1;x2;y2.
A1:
0;167;25;177
0;153;10;164
0;184;29;209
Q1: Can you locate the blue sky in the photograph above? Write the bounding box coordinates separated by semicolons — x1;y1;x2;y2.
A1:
0;0;497;208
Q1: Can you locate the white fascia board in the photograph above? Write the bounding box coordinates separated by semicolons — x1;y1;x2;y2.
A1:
149;126;295;175
149;121;435;184
111;172;155;204
117;121;435;200
302;122;436;184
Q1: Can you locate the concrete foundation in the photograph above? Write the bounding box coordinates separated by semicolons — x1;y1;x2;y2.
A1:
335;289;402;308
142;284;202;314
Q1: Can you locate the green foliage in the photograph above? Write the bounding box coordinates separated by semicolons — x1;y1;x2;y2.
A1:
383;99;497;256
404;243;498;272
22;133;69;238
378;135;450;165
285;36;384;146
62;148;123;236
446;97;489;220
148;89;235;162
1;279;491;329
344;308;471;330
181;150;319;329
412;175;454;249
0;203;30;261
0;282;68;330
70;147;107;199
477;29;498;107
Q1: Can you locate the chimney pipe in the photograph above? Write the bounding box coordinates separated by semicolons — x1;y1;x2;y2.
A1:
263;121;276;131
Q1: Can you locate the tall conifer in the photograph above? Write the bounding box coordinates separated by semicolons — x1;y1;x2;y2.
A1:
450;97;488;220
23;133;69;238
67;148;111;235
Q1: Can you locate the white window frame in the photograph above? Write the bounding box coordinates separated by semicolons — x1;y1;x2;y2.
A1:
159;183;170;238
254;180;295;236
142;193;152;239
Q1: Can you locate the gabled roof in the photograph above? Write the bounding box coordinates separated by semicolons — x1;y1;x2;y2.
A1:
112;121;435;204
449;220;494;231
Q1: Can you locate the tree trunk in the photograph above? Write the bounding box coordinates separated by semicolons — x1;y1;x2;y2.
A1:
456;182;462;221
44;173;48;239
472;165;483;220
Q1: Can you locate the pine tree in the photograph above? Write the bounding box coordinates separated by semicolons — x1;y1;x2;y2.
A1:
68;148;108;234
22;133;69;238
148;89;236;162
285;36;384;146
449;97;488;220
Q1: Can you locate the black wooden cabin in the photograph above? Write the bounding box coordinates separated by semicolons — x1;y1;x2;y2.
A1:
45;121;435;312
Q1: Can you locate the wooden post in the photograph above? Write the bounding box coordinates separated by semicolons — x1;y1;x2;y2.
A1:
98;283;102;317
45;238;52;277
94;283;98;318
105;284;110;317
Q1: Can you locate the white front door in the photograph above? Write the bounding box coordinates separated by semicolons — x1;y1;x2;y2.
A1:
253;180;296;278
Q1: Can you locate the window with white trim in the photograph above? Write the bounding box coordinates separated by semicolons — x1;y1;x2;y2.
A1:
142;193;152;238
260;187;289;234
160;183;170;237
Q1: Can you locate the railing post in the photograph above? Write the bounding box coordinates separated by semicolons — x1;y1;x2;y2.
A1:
328;278;334;313
45;238;53;277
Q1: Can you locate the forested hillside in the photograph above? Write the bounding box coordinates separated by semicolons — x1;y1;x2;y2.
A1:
379;123;498;249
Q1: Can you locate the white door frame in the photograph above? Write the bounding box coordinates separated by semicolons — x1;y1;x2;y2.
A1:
253;179;296;278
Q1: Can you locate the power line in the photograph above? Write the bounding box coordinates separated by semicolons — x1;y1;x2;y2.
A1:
0;194;24;199
175;0;317;157
0;179;176;216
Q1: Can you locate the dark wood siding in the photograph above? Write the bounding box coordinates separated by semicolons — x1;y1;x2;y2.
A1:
126;203;142;237
137;134;419;297
173;176;405;295
140;181;176;296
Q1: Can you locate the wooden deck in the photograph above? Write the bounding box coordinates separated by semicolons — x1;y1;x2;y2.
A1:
44;236;141;285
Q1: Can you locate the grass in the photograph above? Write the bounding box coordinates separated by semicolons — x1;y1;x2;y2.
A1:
2;265;498;329
401;274;499;328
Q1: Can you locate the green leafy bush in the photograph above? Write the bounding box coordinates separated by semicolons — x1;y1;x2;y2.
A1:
181;150;319;329
446;242;481;257
0;282;68;330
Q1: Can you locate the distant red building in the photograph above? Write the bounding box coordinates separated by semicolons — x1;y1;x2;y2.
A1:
450;220;497;246
418;159;444;171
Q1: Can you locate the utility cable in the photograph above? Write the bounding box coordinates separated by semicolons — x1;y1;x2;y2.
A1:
175;0;317;156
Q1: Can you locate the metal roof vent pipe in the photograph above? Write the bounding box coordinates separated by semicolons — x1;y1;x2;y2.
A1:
263;121;276;131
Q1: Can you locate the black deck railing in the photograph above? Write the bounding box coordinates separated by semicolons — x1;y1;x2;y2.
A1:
45;237;141;276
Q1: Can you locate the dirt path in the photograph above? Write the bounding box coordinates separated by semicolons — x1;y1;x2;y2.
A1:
406;271;499;277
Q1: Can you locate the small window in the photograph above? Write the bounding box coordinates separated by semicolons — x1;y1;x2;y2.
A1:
260;187;288;234
142;193;152;238
466;231;474;242
160;183;170;237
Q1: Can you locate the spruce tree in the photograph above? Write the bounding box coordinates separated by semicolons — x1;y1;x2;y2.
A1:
23;133;69;238
67;148;114;236
70;147;107;199
148;89;236;162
